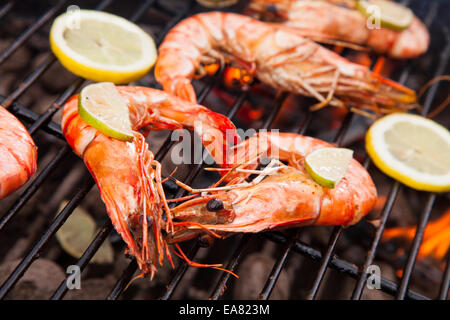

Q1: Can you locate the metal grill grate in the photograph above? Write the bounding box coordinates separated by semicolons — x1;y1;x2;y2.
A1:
0;0;448;300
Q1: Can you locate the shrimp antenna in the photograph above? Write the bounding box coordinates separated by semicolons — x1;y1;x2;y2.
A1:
171;243;239;279
209;152;264;187
167;175;251;193
161;167;178;183
417;75;450;118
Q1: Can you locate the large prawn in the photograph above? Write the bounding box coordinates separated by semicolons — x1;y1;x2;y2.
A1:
61;86;238;276
168;132;377;242
0;106;37;199
247;0;430;59
155;12;416;115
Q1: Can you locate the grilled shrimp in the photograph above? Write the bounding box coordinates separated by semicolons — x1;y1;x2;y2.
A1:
248;0;430;59
0;106;37;199
155;12;416;114
61;86;238;276
169;132;376;241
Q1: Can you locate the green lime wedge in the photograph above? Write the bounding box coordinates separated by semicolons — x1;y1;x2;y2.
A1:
356;0;414;31
305;148;354;188
78;82;133;141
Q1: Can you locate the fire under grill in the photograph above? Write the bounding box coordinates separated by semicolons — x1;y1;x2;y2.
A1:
0;0;449;300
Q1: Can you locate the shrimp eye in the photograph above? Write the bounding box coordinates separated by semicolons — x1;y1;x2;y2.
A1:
267;4;277;13
206;198;224;212
163;179;178;193
139;215;154;228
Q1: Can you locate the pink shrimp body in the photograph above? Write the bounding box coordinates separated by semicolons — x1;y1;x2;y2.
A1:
170;132;376;239
155;12;416;114
61;86;238;276
0;106;37;199
248;0;430;59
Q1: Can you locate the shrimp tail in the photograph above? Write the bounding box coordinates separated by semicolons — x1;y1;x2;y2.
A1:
364;73;418;113
163;78;198;104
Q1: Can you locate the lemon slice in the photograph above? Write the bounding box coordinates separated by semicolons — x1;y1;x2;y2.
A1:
366;113;450;192
78;82;133;141
356;0;414;31
50;10;157;84
56;201;114;264
305;148;354;188
196;0;239;8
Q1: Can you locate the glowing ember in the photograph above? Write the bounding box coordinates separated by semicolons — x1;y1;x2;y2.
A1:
204;63;219;75
223;66;253;88
382;208;450;261
347;52;372;67
210;88;265;125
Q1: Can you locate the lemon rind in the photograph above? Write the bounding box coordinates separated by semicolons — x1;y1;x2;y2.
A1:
366;113;450;193
50;10;157;84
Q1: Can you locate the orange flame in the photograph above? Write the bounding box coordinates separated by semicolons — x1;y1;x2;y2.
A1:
382;208;450;261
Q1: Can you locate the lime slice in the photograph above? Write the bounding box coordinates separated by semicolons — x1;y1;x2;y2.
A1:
50;10;157;84
56;201;114;264
366;113;450;192
305;148;354;188
78;82;133;141
356;0;414;31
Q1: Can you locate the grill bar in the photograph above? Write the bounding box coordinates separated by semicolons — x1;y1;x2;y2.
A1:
351;181;401;299
264;232;429;300
254;104;314;301
2;55;56;108
350;14;446;297
0;1;15;21
159;84;256;301
27;78;84;135
258;230;300;300
439;254;450;300
46;0;176;300
0;178;95;299
160;242;201;300
107;67;230;300
0;0;158;299
306;227;342;299
396;194;435;299
0;0;117;234
305;112;355;300
249;109;313;301
209;234;250;300
105;2;204;299
147;91;247;301
129;0;156;22
107;259;138;300
309;0;447;298
0;0;67;66
393;31;449;299
202;92;289;300
50;219;114;300
8;100;63;137
0;146;70;231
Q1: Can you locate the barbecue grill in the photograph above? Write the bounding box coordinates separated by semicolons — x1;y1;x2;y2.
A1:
0;0;448;300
